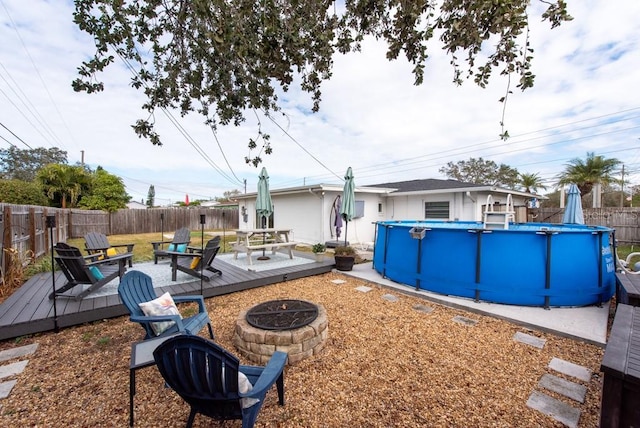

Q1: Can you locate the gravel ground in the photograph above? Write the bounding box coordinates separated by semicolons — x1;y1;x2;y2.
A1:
0;272;605;427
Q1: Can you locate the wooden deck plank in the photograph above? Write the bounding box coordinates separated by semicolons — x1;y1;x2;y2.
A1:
0;254;334;341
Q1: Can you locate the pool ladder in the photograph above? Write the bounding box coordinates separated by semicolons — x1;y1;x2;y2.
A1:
483;194;515;230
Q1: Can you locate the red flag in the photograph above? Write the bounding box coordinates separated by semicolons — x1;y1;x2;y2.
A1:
185;194;190;206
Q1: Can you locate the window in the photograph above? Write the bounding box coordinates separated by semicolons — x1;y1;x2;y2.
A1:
425;201;449;219
354;200;365;218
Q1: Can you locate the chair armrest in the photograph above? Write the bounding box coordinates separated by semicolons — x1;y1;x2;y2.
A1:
110;243;135;250
166;251;200;259
86;253;131;267
240;351;287;398
173;295;206;313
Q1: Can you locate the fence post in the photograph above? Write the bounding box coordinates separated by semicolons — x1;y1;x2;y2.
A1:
3;206;12;278
29;207;36;256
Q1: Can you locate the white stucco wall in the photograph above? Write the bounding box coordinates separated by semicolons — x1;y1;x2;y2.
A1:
236;186;535;247
383;191;531;222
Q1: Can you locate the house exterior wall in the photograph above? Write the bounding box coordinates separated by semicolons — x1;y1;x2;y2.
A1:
236;187;534;246
383;191;531;222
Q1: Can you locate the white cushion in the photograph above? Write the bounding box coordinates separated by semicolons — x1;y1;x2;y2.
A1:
138;292;182;336
238;372;260;408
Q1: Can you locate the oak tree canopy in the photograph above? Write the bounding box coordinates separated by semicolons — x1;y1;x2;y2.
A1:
73;0;571;165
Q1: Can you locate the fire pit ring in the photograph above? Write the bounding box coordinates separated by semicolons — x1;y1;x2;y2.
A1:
233;300;328;365
246;299;318;330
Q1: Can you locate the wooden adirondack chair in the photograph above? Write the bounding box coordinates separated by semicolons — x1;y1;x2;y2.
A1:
117;270;214;340
50;242;129;301
150;227;191;264
167;236;223;282
84;232;134;267
153;335;286;428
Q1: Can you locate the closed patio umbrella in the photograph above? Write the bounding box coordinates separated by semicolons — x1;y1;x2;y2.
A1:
340;167;356;245
256;167;273;259
562;183;584;224
334;195;342;239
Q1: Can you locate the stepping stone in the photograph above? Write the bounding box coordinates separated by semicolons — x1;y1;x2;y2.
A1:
0;360;28;380
452;315;477;326
0;380;17;399
0;344;38;363
381;294;398;302
538;374;587;403
513;332;546;349
526;390;580;428
355;286;373;293
331;279;346;285
413;304;434;314
549;358;591;382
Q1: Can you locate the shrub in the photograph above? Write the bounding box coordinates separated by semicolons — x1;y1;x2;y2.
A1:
334;245;356;256
312;243;326;253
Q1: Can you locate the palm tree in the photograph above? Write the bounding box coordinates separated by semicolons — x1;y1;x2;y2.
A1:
36;164;91;208
556;152;621;197
519;172;547;194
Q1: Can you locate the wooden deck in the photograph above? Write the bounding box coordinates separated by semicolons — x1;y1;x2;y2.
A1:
0;253;335;341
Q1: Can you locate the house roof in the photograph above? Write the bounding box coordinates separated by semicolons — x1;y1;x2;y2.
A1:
369;178;545;199
371;178;484;193
234;178;544;199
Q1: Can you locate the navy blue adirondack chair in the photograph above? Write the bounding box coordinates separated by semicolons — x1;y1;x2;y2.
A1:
153;335;286;428
117;271;214;340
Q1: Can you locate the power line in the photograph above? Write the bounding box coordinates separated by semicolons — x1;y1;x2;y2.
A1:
0;121;32;149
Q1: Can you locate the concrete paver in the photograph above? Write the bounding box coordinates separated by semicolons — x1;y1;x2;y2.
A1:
381;294;398;302
549;358;592;382
0;380;17;400
526;390;581;428
0;360;28;380
513;332;546;349
538;373;587;403
413;304;434;314
0;344;38;363
452;315;478;326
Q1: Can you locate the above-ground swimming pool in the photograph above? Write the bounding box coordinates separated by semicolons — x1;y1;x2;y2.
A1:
373;221;616;307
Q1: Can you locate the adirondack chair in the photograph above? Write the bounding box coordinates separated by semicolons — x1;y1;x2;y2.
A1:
167;236;223;282
117;270;214;340
50;242;129;301
151;227;191;264
84;232;134;267
153;335;286;428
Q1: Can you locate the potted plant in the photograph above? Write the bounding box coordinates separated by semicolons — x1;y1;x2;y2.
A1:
333;245;356;271
312;243;326;262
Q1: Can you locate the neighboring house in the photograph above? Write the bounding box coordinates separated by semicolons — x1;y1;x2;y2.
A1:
234;178;544;247
126;201;147;209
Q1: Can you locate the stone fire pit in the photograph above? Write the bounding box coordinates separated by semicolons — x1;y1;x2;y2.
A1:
233;299;328;365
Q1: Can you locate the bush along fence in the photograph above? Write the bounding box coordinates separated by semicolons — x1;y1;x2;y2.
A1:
0;204;239;286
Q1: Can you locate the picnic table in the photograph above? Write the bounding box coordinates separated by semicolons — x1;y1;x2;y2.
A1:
231;228;298;265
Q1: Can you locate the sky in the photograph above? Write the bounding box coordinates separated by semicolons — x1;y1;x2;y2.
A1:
1;1;639;206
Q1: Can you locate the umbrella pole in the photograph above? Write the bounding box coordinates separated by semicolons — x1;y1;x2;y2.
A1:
344;218;348;246
258;215;270;260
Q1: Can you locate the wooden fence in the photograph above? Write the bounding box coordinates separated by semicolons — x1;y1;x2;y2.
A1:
533;207;640;244
0;204;238;284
